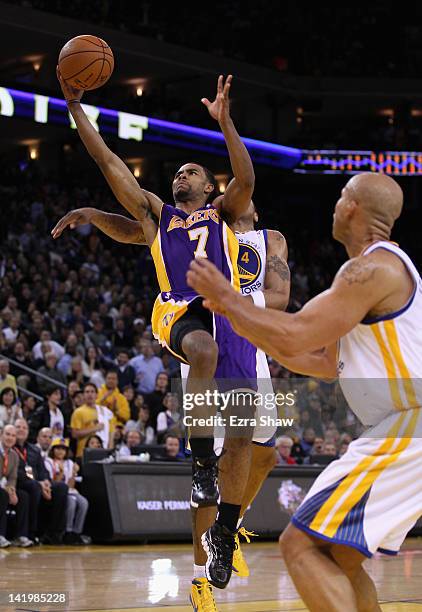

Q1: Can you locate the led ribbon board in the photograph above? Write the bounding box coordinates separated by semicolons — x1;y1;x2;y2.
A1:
0;86;420;175
297;150;422;175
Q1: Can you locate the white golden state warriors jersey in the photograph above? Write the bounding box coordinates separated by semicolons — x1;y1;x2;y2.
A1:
236;229;268;295
338;241;422;427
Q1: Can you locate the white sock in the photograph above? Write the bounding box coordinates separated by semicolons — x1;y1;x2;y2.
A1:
193;564;206;579
236;516;244;530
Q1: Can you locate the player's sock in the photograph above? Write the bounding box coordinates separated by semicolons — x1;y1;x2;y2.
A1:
216;502;241;533
193;564;207;579
236;516;244;530
190;437;215;460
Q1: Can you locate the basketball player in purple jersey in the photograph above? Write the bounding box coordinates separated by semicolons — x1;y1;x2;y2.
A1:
54;198;291;609
54;71;258;587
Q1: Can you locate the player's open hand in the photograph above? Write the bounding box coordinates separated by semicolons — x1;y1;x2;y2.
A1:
51;208;93;239
201;75;232;124
187;258;236;315
57;65;84;103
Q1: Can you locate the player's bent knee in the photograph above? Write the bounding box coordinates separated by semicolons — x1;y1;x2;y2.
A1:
330;544;365;579
279;523;314;561
182;331;218;370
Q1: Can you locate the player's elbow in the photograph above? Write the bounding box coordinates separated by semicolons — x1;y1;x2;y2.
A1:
273;328;304;359
95;149;114;168
241;173;255;189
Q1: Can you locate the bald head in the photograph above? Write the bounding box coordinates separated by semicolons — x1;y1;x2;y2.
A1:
333;173;404;248
1;424;16;449
347;173;403;227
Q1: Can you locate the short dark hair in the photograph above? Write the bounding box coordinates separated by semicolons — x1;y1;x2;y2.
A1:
83;382;97;393
201;166;217;190
164;433;179;443
47;387;62;398
105;369;118;377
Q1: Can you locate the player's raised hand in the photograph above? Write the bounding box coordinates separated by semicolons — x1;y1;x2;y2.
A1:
56;65;84;103
187;258;235;315
201;74;232;124
51;208;93;239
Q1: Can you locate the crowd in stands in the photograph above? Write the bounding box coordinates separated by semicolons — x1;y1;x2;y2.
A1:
11;1;422;78
0;159;373;547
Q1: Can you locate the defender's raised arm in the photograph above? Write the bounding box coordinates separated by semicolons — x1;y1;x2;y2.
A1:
203;75;255;221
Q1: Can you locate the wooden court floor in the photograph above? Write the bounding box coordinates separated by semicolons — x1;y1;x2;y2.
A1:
1;539;422;611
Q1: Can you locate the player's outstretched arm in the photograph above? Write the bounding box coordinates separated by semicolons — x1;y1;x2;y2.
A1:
203;75;254;222
263;230;290;310
51;208;147;244
57;68;162;232
187;255;394;362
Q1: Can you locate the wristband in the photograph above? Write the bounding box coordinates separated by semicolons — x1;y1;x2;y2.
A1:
66;99;81;105
251;290;265;308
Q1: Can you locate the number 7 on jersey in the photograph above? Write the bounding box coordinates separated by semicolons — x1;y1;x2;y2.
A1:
188;226;209;258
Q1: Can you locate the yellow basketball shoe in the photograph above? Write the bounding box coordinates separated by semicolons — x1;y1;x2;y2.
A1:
190;578;218;611
232;527;258;578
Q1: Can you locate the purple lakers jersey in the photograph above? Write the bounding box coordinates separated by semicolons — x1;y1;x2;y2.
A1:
151;203;240;302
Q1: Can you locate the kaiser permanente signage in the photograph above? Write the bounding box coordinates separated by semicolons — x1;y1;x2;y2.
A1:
0;85;300;169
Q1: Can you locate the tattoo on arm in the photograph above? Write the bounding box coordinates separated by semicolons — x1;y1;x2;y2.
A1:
266;255;290;282
339;259;377;286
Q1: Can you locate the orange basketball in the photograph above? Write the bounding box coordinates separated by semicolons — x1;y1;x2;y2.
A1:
58;35;114;91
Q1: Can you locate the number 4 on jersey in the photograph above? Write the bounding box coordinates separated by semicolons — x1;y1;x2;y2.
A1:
188;226;209;258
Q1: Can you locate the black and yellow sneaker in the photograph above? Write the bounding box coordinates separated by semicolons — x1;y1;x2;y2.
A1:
190;578;218;611
191;456;219;508
201;523;237;589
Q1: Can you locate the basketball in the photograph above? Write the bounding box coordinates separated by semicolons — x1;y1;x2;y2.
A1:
58;35;114;91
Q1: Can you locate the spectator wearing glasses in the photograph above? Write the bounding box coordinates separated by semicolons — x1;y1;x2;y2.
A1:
118;430;143;458
275;436;297;466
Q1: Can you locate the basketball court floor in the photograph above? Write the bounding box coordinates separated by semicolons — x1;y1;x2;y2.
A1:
2;539;422;611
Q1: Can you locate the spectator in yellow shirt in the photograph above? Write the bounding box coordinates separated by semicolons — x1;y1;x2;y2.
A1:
0;360;17;395
97;370;130;428
70;383;114;458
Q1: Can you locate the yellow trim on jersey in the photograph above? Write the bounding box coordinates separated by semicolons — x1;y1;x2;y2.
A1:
371;324;404;410
317;409;419;538
151;207;171;293
310;318;420;537
226;224;240;292
151;295;189;364
383;320;418;408
309;410;407;534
